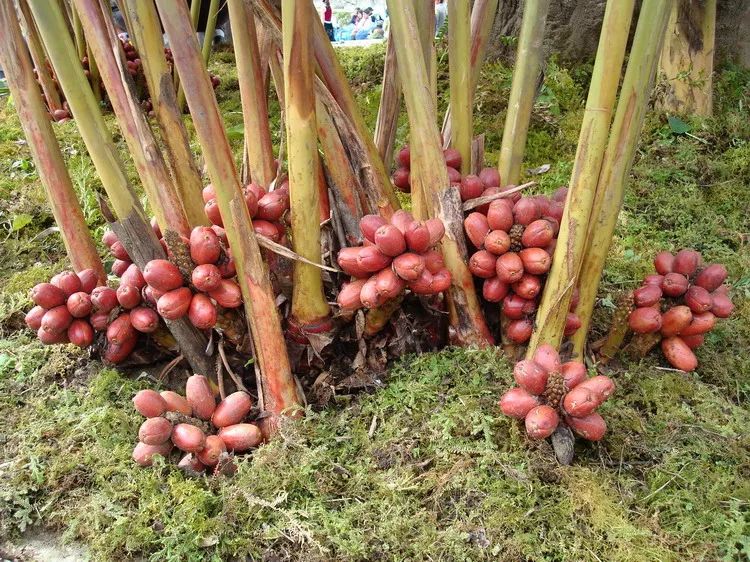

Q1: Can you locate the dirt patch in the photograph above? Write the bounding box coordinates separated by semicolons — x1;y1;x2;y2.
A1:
2;529;88;562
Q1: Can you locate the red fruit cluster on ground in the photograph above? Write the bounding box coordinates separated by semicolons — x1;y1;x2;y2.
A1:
627;250;733;371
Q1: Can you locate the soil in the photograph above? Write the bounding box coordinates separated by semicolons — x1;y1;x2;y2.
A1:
2;530;89;562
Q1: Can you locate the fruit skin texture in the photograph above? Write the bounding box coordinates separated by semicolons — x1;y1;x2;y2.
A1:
121;264;146;289
660;305;693;337
157;287;193;320
67;292;93;318
469;251;497;279
483;277;509;302
130;306;160;333
566;413;607;441
484;230;511;255
133;441;173;467
185;375;216;420
525;405;559;439
532;344;561;374
68;319;94;347
519;248;551;274
561;362;587;389
694;264;727;292
31;283;66;309
218;423;263;451
374;224;407;257
495;252;524;284
499;387;540;419
711;293;734;318
133;389;167;418
160;391;193;415
144;259;184;292
684;285;713;313
360;214;387;242
393;253;425;282
506;318;533;343
628;307;662;334
197;435;227;466
404;222;431;253
654;251;675;275
513;360;549;395
77;268;99;293
562;385;600;417
661;336;698;371
679;311;715;336
171;423;207;453
661;273;689;297
673;249;701;276
188;294;217;329
464;212;490;248
633;284;662;307
190;226;221;265
512;274;541;300
578;375;615;400
212;391;253;428
139;417;173;445
208;279;242;309
117;284;142;309
487;199;514;231
336;279;366;311
41;305;73;334
52;271;83;296
90;286;118;312
521;219;554;248
25;306;46;330
513;198;541;226
191;263;223;292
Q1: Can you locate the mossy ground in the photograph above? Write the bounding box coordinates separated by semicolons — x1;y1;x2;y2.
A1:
1;46;749;561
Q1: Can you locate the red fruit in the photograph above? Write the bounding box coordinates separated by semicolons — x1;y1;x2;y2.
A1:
633;284;662;307
534;196;551;216
188;294;217;329
68;319;94;347
150;217;163;239
533;344;561;374
392;168;411;192
197;435;226;466
160;391;192;415
157;287;193;319
30;283;66;309
548;200;564;222
89;310;110;331
562;385;599;417
459;175;484;201
359;275;384;308
661;272;689;297
446;166;462;183
578;375;615;401
25;305;46;330
464;213;490;249
360;214;387;243
337;279;367;311
425;218;446;246
111;259;131;277
52;270;82;296
205;199;223;226
171;423;207;453
143;260;184;292
357;246;392;273
67;292;93;318
218;423;263;451
544;239;557;256
121;264;146;289
393;253;426;281
130;306;160;333
139;417;173;445
478;167;500;188
551;186;568;202
525;405;559;439
245;182;266;202
405;222;431;253
484;230;511;255
390;210;415;234
37;326;68;344
408;269;434;295
681;334;705;349
514;359;549;395
502;293;536;320
566;413;606;441
513;197;541;226
679;311;715;336
684;285;713;313
422;250;445;274
506;318;533;343
375;267;406;300
561;361;587;389
694;264;727;292
543;216;560;236
253;219;281;242
512;274;541;300
337;247;369;278
628;307;662;334
396;146;411;168
110;241;130;261
654;251;675;275
256;191;288;221
519;248;551;275
710;293;733;318
487;198;514;232
499;387;540;419
374;224;407;257
521;219;554;248
643;274;665;286
443;147;462;169
116;284;142;309
191;263;222;292
495;252;524;284
190;226;222;265
132;442;173;467
102;229;119;247
212;391;253;428
564;313;582;336
673;249;701;276
77;268;99;293
41;305;73;334
469;250;498;279
208;279;242;308
185;374;216;420
661;336;698;372
660;305;693;337
133;389;167;417
243;187;259;217
483;277;510;302
106;313;135;346
431;269;451;293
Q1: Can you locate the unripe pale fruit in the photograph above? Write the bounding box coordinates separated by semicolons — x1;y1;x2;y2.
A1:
67;319;94;347
484;230;511;255
144;260;184;292
506;318;533;343
404;222;431;253
190;226;221;265
133;389;168;417
425;219;446;246
661;336;698;371
360;214;387;243
673;249;701;276
374;268;405;300
628;307;662;333
512;273;541;300
533;344;561;374
139;417;173;445
121;264;146;289
197;435;226;466
710;293;733;318
212;391;253;427
25;305;46;331
679;311;715;336
654;251;675;275
357;246;392;273
661;272;689;297
681;334;705;349
188;294;217;329
132;441;173;467
459;175;484;201
191;263;222;292
478;167;500;187
562;385;600;417
256;191;288;221
218;423;263;451
41;305;73;334
633;284;662;307
111;259;131;277
513;359;549;395
660;305;693;337
422;250;445;274
496;252;524;284
502;294;536;320
578;375;615;401
564;313;582;336
161;391;193;415
393;253;426;281
337;279;367;311
695;264;727;292
52;271;82;296
391;168;410;192
396;146;410;168
208;279;242;309
482;277;509;302
110;240;130;261
684;285;713;313
130;307;160;333
487;198;514;232
561;361;587;389
643;274;665;286
31;283;66;309
90;310;110;331
205;199;223;226
185;375;216;420
157;287;193;320
374;224;407;257
117;284;142;309
519;248;551;275
566;413;606;441
469;250;497;279
499;387;540;419
521;219;554;248
77;269;99;293
464;213;490;248
67;292;93;318
171;423;206;453
513;197;541;226
525;405;559;439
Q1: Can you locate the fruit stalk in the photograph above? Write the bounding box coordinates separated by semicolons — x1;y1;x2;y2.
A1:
0;1;105;282
571;0;674;359
497;0;551;185
448;0;472;175
527;0;635;356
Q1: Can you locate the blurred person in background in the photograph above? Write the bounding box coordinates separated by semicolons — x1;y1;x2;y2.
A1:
322;0;334;40
434;0;447;37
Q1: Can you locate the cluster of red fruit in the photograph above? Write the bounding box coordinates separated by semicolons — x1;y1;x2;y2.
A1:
336;210;449;311
627;250;733;371
464;187;579;344
132;374;261;473
499;344;615;441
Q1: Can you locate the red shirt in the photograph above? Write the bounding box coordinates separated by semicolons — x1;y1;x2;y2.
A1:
324;6;332;23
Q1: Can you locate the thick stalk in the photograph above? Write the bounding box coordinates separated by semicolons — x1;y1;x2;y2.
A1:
282;0;330;328
497;0;550;185
526;0;635;356
414;0;437;110
373;30;401;170
75;0;191;237
85;40;102;102
228;0;276;188
0;2;104;282
71;4;86;60
175;0;204;108
448;0;472;176
18;0;63;113
571;0;673;359
156;0;301;434
387;0;493;347
201;0;221;66
125;0;208;228
441;0;499;148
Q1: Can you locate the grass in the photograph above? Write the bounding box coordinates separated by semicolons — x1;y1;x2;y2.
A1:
0;45;749;561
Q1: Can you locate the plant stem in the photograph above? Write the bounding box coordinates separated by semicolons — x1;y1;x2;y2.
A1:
448;0;472;175
571;0;674;359
71;3;86;60
201;0;221;66
373;30;401;170
414;0;437;111
176;0;204;109
0;1;105;283
497;0;550;186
